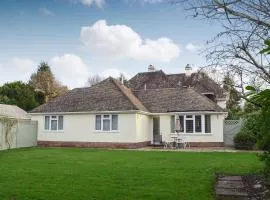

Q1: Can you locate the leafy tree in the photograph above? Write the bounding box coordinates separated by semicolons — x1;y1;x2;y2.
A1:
245;40;270;183
0;81;41;111
29;62;68;102
222;73;242;119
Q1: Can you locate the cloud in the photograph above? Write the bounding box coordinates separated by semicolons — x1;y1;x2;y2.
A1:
0;55;90;89
0;58;37;85
138;0;165;3
80;20;180;62
39;7;54;16
69;0;105;7
185;43;204;53
127;0;165;3
50;54;91;88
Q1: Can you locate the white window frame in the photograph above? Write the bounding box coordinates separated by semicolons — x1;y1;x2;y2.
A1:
44;115;64;131
173;114;210;134
95;114;119;132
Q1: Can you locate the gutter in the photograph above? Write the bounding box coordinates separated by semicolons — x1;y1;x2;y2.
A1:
29;110;227;116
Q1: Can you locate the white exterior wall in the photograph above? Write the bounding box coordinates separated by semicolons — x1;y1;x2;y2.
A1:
135;113;152;142
32;113;151;143
160;114;225;143
31;112;224;144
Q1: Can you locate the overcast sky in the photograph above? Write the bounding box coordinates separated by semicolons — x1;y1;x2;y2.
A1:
0;0;222;88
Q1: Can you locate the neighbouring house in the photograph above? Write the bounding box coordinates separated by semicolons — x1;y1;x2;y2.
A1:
30;65;227;148
0;104;37;150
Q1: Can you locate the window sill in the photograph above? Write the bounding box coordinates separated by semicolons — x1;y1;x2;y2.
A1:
171;133;213;136
42;130;64;133
93;130;120;133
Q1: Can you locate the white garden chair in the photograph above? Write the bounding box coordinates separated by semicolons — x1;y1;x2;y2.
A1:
163;133;175;149
177;135;190;149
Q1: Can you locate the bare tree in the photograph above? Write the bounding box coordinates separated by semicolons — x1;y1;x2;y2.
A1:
174;0;270;92
87;75;104;86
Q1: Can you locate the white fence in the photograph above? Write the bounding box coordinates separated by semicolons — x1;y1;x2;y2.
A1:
0;120;38;150
223;120;243;147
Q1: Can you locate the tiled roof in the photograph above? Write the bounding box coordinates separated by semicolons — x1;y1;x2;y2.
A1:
128;70;226;98
30;72;225;114
133;88;224;113
30;77;148;113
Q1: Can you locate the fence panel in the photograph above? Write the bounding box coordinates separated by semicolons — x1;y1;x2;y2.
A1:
16;120;38;148
0;122;2;150
223;120;243;147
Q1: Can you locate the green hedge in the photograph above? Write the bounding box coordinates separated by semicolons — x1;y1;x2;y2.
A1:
234;131;257;150
233;111;263;150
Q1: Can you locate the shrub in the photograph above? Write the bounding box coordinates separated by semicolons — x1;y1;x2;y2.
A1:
234;131;257;150
233;111;263;150
241;111;263;137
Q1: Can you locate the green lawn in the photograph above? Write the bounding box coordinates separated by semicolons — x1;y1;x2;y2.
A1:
0;148;263;200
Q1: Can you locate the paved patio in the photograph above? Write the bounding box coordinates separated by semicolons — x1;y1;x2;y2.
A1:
131;146;262;153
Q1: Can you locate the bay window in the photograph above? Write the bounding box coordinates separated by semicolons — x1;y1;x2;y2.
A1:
195;115;202;132
44;115;63;131
95;114;118;132
185;115;194;133
205;115;211;133
171;114;211;134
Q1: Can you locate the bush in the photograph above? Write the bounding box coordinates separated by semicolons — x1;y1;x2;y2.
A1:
233;111;263;150
234;131;257;150
241;111;263;137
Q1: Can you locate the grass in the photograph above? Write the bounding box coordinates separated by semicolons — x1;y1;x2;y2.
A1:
0;148;263;200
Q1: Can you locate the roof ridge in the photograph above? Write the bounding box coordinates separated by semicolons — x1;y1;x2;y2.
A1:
110;78;149;112
131;87;188;91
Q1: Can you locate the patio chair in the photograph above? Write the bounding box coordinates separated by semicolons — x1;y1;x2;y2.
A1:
176;135;190;149
163;133;174;149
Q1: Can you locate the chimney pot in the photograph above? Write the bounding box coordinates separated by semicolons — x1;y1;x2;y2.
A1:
148;64;156;72
185;64;192;76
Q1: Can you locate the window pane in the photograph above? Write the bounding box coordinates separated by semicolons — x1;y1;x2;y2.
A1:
58;116;63;130
170;115;175;133
186;120;193;133
103;119;110;131
95;115;101;130
205;115;211;133
45;116;50;130
51;120;57;130
103;115;110;118
179;116;184;132
186;115;192;118
195;115;202;132
112;115;118;130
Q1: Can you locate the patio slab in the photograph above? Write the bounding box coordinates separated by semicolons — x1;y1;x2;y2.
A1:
219;176;243;181
217;180;245;189
216;176;249;200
